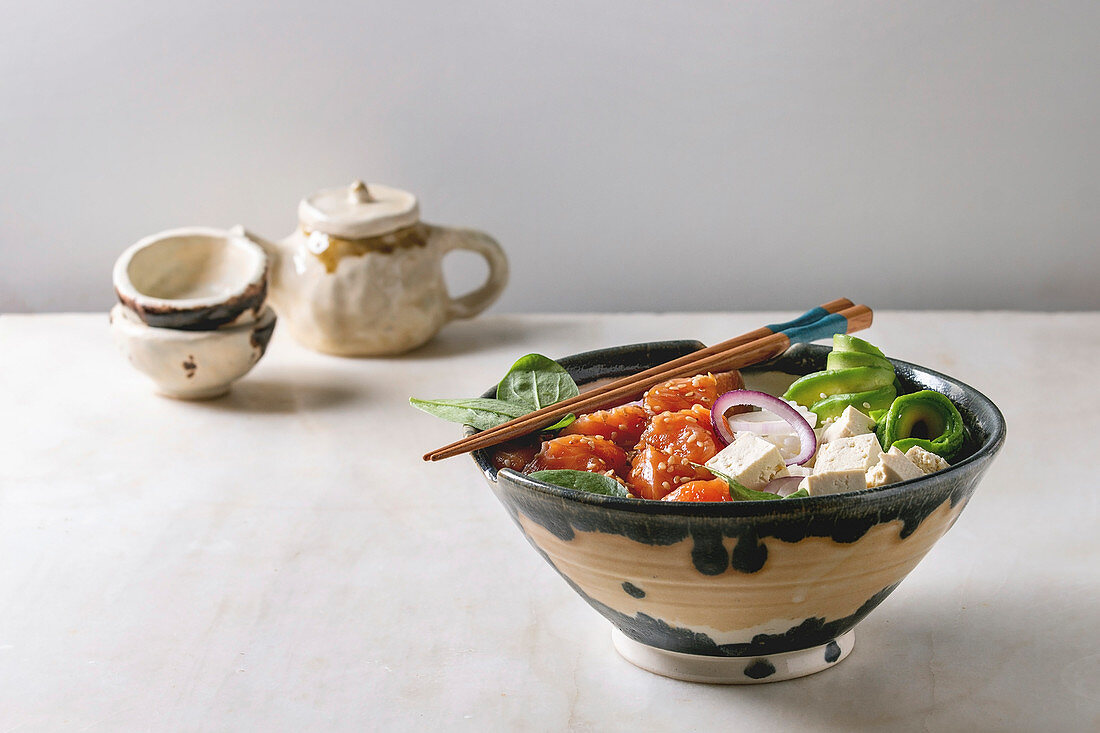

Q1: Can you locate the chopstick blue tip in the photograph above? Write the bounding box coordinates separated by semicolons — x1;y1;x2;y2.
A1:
765;306;831;333
778;312;848;344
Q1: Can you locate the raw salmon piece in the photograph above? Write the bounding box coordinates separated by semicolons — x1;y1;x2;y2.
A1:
626;444;711;500
561;404;648;449
636;404;719;465
661;478;732;502
527;434;629;477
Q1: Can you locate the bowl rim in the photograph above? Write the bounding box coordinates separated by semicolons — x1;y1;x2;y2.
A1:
473;340;1006;517
113;226;268;314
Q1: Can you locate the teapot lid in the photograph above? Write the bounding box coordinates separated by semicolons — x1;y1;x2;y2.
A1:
298;180;419;239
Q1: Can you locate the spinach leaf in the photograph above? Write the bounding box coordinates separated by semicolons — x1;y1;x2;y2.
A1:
529;470;629;498
411;353;580;433
785;487;810;499
408;397;529;431
497;354;580;411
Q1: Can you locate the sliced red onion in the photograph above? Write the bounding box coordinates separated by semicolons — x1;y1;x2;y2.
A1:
765;475;805;497
711;390;817;466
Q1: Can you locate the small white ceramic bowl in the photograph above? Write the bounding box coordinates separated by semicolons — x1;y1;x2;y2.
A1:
109;304;277;400
113;227;268;330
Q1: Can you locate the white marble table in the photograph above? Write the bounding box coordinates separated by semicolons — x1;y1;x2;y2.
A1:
1;312;1098;731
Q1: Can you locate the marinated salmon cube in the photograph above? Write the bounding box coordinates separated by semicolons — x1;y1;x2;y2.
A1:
636;404;719;465
642;370;743;415
490;437;540;473
627;444;711;500
661;478;732;502
527;434;629;477
561;404;647;449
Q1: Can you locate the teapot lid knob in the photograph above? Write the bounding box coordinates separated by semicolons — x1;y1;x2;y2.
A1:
298;179;419;239
348;180;373;204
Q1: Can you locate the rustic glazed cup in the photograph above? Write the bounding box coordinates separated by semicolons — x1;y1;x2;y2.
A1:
109;304;276;400
113;226;269;330
111;227;276;399
471;341;1005;684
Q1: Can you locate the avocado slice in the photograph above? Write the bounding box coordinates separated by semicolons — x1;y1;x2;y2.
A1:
826;350;894;373
783;366;895;409
810;384;897;422
877;390;965;460
832;334;885;357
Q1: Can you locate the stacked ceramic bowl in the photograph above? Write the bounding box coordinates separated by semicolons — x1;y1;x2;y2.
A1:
110;227;277;399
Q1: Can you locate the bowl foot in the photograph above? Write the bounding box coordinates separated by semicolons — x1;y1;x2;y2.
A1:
612;629;855;684
156;385;231;401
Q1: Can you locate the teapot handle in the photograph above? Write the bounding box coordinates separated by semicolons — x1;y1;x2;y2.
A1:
434;227;509;321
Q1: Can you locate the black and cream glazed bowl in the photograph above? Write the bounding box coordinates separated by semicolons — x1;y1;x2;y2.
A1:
110;226;276;400
472;340;1006;684
113;226;268;330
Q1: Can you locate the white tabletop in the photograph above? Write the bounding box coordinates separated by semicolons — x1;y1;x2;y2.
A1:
2;312;1098;731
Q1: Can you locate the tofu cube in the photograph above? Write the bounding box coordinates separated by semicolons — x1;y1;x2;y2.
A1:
865;446;924;488
905;445;951;475
797;470;867;497
821;406;876;444
786;464;813;478
706;433;789;490
813;433;884;474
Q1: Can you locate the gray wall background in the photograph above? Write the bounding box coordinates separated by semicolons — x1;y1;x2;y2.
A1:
2;0;1097;313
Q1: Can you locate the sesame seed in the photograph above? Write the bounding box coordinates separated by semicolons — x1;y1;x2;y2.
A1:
658;462;666;470
662;481;670;489
863;402;871;409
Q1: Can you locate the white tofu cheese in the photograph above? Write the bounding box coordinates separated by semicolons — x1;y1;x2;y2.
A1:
797;469;867;497
865;446;924;488
706;433;789;490
905;445;951;475
759;432;803;462
785;464;813;478
813;433;884;474
820;406;876;444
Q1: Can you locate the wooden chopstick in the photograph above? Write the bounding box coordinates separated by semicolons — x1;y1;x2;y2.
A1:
424;301;871;461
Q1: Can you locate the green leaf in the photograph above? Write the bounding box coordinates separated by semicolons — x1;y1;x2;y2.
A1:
544;413;577;431
784;487;810;499
529;470;629;498
690;462;782;501
408;397;529;431
497;354;580;411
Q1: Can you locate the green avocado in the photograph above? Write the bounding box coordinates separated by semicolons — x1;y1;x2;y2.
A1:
832;334;885;357
877;390;965;460
810;384;897;422
783;366;895;409
826;350;894;373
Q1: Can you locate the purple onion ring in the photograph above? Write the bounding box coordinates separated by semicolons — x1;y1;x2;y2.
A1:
710;389;817;465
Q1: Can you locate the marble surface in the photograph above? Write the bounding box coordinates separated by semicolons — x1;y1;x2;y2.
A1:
1;311;1097;731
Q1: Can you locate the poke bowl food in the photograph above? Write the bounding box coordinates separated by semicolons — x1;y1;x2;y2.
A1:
412;335;1005;683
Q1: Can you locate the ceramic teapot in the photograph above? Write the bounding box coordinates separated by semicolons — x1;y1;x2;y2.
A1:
239;180;508;356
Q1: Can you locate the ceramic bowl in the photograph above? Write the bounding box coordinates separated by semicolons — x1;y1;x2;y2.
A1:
109;304;277;400
472;341;1005;684
113;227;268;330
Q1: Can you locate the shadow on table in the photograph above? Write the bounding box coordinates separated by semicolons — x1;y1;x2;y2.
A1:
705;583;1097;731
197;377;364;414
